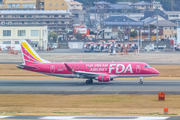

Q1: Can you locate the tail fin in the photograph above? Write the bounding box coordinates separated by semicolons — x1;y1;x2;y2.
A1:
19;40;51;65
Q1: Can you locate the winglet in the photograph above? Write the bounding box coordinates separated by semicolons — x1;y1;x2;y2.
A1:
64;63;74;72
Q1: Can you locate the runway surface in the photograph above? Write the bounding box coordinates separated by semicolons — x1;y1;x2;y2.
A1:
0;80;180;94
0;116;179;120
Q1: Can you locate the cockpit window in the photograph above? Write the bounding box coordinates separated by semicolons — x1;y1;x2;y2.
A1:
145;65;152;68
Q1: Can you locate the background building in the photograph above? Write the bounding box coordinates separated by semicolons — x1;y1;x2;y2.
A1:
152;20;177;40
67;1;82;10
0;26;48;50
153;0;163;10
104;16;144;40
0;11;73;37
0;0;36;10
66;1;85;24
36;0;68;10
0;0;69;10
131;1;153;11
163;11;180;21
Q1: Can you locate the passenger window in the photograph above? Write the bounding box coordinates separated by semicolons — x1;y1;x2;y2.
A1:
76;67;78;68
61;67;63;68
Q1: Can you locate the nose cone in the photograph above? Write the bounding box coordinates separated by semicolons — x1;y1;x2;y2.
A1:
153;68;160;75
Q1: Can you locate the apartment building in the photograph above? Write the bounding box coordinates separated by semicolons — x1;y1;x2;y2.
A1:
0;26;48;50
66;1;85;24
36;0;68;10
0;0;36;10
0;11;73;36
0;0;68;10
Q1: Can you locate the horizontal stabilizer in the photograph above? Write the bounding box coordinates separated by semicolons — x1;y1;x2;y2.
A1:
17;65;37;69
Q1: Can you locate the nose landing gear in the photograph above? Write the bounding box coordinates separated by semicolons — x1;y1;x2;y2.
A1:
86;79;93;84
139;77;144;84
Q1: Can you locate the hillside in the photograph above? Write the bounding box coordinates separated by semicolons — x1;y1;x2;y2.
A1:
77;0;180;11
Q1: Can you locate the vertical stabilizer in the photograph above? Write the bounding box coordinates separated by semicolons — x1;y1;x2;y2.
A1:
19;40;51;65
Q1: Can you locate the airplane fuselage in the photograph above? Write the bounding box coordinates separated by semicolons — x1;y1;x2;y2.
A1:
22;62;159;79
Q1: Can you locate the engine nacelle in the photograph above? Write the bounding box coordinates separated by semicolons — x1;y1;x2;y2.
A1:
97;75;112;82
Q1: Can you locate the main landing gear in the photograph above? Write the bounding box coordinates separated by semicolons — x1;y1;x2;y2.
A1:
86;79;93;84
139;77;144;84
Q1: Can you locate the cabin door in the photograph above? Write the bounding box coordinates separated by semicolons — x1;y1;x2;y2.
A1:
50;65;55;73
136;65;141;73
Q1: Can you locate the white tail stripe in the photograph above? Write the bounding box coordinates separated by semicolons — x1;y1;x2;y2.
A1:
24;59;42;64
19;40;51;65
23;53;40;63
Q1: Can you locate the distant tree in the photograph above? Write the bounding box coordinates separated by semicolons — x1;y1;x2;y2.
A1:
74;32;83;40
130;31;137;38
48;31;58;43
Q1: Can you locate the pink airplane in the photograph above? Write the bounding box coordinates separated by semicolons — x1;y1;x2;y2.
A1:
17;40;160;84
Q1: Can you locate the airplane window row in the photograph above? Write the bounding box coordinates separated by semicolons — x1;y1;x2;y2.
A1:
57;66;109;69
56;66;127;69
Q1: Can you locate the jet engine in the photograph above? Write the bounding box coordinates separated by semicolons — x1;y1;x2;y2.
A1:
96;75;113;82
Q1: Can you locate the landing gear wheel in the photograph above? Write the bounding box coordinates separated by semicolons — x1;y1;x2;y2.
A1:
139;81;143;84
89;79;93;84
139;77;144;84
86;79;93;84
86;80;90;84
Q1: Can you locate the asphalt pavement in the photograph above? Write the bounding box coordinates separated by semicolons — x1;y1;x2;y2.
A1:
1;50;180;64
0;80;180;94
0;116;179;120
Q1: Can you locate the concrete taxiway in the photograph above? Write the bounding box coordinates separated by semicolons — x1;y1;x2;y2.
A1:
0;116;179;120
0;80;180;94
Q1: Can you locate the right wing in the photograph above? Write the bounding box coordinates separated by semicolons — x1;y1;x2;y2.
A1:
64;63;104;77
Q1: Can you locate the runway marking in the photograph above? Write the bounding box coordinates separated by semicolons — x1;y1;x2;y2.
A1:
136;117;169;120
40;116;74;119
40;116;170;120
0;116;170;120
0;116;9;119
